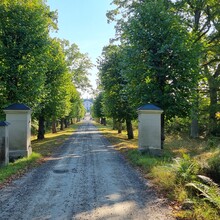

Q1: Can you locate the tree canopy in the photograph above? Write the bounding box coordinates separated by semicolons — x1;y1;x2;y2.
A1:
0;0;91;139
93;0;220;137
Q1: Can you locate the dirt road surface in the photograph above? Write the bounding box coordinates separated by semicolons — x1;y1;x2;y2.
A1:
0;119;174;220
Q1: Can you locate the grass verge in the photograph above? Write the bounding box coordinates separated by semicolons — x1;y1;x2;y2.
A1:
0;153;41;187
95;122;220;220
0;123;79;188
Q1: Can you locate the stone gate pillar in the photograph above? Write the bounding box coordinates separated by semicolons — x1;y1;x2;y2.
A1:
137;104;163;155
4;103;32;159
0;121;9;165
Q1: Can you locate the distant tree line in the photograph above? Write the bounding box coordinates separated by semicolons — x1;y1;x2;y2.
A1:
92;0;220;139
0;0;92;139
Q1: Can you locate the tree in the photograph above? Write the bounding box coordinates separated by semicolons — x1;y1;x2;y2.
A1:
108;0;201;142
98;45;134;138
173;0;220;136
36;38;74;138
0;0;56;112
58;39;93;92
69;90;86;123
92;92;106;124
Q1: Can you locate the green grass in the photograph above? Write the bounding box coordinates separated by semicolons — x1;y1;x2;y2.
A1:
0;153;41;185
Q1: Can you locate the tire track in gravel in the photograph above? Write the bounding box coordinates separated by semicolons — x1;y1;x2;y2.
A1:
0;119;175;220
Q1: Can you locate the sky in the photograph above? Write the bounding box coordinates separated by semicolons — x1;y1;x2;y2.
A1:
46;0;116;98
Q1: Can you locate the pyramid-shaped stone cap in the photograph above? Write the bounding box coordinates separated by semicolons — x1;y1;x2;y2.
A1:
138;104;162;111
4;103;31;110
0;121;10;126
137;104;163;114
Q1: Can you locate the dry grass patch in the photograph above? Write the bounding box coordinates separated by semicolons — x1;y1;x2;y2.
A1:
164;133;208;156
95;122;138;151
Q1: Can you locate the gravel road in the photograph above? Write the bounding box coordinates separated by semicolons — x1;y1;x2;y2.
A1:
0;118;174;220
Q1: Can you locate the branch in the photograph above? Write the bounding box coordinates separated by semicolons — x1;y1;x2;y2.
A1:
213;63;220;78
203;58;220;67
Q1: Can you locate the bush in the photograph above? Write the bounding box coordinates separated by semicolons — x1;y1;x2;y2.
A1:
166;117;190;134
207;137;219;149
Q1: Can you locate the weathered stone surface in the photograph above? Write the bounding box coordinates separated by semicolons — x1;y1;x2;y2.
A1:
4;104;32;159
137;104;163;155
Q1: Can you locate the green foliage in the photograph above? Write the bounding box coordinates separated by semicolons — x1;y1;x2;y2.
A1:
98;45;135;124
121;0;201;118
0;0;55;109
126;150;166;172
92;92;105;119
171;154;200;184
0;1;87;138
103;0;220;137
150;165;177;192
186;176;220;210
173;0;220;137
58;39;93;92
207;153;220;183
207;137;219;149
166;117;191;134
40;39;71;120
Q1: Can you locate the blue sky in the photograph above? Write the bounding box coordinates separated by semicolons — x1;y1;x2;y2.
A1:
47;0;115;95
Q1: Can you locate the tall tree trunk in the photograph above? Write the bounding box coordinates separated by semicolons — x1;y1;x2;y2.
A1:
60;118;64;130
64;117;68;128
112;118;117;130
207;64;220;135
100;118;104;124
52;120;57;133
37;114;45;140
191;116;199;138
118;121;122;134
101;117;106;125
190;90;199;138
126;118;134;139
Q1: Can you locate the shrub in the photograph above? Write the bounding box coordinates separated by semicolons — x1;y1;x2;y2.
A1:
166;117;190;134
207;137;219;149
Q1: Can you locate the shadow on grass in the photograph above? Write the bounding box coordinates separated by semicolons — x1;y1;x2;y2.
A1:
32;124;79;157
